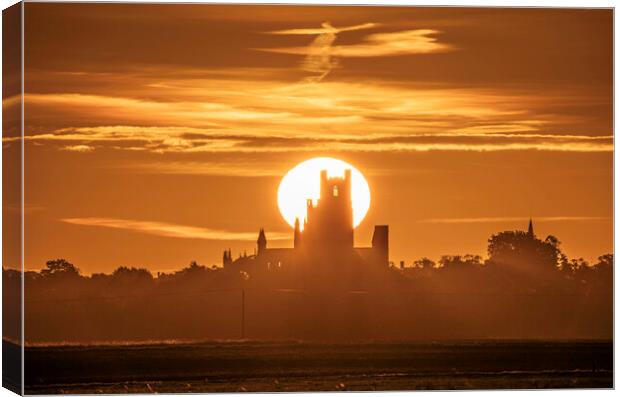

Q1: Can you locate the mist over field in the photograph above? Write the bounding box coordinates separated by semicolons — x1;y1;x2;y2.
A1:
7;228;612;344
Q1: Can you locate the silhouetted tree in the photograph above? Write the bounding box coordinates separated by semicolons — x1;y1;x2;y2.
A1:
19;241;614;343
593;254;613;286
487;231;563;275
594;254;613;270
112;266;153;283
559;256;585;274
171;261;209;279
438;255;483;270
40;259;80;278
413;257;436;269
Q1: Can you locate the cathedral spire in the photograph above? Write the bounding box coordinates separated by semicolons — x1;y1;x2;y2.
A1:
223;249;232;267
527;218;535;238
257;228;267;255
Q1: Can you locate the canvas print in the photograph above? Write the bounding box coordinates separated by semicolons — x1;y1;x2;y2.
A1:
2;2;613;394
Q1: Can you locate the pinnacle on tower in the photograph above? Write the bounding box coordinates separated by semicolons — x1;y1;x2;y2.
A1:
294;217;301;248
222;249;232;266
257;228;267;254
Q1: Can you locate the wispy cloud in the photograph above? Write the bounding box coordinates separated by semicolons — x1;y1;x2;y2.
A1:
264;29;454;58
419;216;611;224
61;144;95;152
267;22;380;36
61;217;290;241
264;22;379;81
16;124;613;155
259;23;452;81
17;69;612;154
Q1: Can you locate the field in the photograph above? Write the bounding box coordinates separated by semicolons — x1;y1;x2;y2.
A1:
22;340;612;393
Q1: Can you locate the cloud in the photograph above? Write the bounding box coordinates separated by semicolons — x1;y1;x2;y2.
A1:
61;144;95;152
258;23;453;81
19;124;613;155
17;70;612;154
266;22;380;35
264;22;380;81
61;217;290;241
327;29;454;57
418;216;611;224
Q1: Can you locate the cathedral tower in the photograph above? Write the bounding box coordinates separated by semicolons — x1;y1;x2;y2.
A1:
302;169;354;252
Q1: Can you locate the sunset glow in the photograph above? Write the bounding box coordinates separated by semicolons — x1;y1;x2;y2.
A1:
3;4;612;389
3;4;610;273
277;157;371;229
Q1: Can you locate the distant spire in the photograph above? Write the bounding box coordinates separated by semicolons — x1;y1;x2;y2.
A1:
257;228;267;254
527;218;535;238
223;249;231;266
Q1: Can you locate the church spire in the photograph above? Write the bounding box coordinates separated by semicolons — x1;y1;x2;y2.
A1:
527;218;535;238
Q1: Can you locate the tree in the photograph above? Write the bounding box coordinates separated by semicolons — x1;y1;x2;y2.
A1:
41;259;80;278
174;261;208;277
594;254;613;270
112;266;153;282
593;254;613;285
487;231;563;275
558;257;591;281
438;255;483;270
413;257;436;270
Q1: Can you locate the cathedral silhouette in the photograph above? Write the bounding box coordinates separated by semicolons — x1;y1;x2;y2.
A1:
222;169;389;273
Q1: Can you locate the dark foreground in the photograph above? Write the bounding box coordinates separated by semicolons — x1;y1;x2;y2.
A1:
23;340;612;393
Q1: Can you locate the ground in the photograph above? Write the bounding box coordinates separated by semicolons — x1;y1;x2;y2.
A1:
20;340;612;393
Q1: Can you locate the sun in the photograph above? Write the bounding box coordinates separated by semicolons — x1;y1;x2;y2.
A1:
277;157;371;229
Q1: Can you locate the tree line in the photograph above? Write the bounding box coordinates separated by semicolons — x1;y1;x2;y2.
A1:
3;228;612;342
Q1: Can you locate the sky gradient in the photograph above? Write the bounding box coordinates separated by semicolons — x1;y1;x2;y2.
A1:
6;4;612;273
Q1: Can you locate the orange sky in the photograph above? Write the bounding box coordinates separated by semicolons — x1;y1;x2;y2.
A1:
4;4;612;273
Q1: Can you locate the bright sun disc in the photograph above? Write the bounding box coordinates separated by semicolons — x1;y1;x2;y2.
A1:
277;157;371;229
